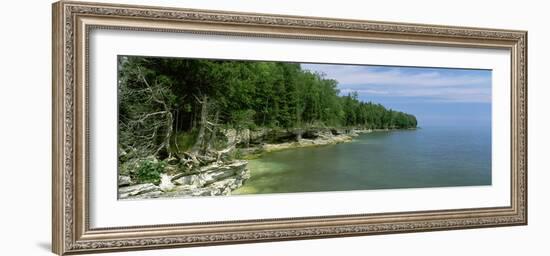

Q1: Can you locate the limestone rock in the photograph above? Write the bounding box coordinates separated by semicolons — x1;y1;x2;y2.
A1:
210;178;239;195
159;174;175;192
173;174;203;187
192;187;219;196
118;175;131;187
165;187;219;197
120;159;249;199
199;161;247;185
238;169;251;180
130;191;163;199
223;129;239;145
118;183;160;199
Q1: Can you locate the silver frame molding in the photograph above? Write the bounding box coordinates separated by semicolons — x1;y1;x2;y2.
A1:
52;1;527;255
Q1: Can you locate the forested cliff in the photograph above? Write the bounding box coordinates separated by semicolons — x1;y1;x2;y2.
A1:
119;56;416;154
117;56;417;191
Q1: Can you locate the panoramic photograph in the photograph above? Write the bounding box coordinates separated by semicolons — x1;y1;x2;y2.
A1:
116;56;492;200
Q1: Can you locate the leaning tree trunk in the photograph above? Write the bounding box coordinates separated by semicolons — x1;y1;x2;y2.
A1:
206;110;220;150
155;111;173;157
173;109;180;153
191;95;208;153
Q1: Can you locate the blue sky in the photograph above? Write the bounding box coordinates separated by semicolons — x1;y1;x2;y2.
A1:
301;64;492;127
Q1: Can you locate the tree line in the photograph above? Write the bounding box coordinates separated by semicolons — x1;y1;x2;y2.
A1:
118;56;417;158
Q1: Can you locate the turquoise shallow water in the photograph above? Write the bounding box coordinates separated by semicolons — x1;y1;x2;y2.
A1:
233;126;492;195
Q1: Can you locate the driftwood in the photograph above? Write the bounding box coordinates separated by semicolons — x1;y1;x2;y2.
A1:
215;144;235;162
179;143;233;173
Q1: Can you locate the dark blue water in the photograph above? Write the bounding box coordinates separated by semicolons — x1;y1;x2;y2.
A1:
233;126;491;195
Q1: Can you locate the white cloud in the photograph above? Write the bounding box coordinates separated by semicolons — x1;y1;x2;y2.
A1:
302;63;491;103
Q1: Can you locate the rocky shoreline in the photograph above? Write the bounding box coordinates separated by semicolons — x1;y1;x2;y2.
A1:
118;160;250;200
117;127;380;199
236;128;373;156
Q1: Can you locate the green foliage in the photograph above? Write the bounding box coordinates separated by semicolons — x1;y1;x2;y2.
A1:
233;148;244;160
170;130;198;154
230;109;257;130
340;93;417;129
135;159;166;185
119;56;416;131
118;56;418;166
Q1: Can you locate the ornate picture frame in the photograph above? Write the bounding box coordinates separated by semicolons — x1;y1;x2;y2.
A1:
52;1;527;255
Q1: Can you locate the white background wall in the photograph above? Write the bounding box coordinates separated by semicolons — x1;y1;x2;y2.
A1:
0;0;547;255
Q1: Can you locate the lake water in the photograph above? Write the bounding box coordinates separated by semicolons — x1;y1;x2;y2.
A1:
233;126;491;195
